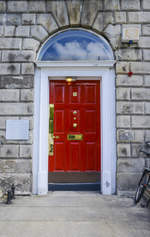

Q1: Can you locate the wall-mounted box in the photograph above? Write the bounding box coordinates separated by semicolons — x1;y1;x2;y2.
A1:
6;120;29;140
122;26;140;42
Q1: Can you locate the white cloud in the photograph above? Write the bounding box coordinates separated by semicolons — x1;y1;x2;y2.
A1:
54;41;113;60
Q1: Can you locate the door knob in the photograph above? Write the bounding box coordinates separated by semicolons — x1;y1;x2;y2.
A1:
53;135;60;139
73;123;77;128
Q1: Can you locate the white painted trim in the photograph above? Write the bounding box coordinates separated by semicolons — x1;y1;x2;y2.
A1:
36;60;116;68
33;63;117;195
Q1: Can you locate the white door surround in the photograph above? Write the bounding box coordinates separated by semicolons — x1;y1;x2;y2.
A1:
33;61;116;195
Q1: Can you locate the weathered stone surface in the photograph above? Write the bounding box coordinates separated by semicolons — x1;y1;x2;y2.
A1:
133;130;144;142
47;1;69;26
22;14;36;25
117;129;134;142
0;1;6;12
16;26;30;37
104;24;121;49
131;143;141;157
21;89;34;102
118;158;144;172
0;173;32;194
117;102;144;114
0;145;19;158
117;116;131;128
116;75;143;86
121;0;140;10
145;103;150;114
0;103;33;115
0;25;3;36
20;145;32;158
7;1;28;12
117;172;141;191
0;89;19;101
132;88;150;100
116;88;130;100
116;62;129;74
143;49;150;60
67;0;82;25
132;116;150;128
29;1;46;12
0;116;19;129
139;37;150;48
115;49;142;61
2;50;35;62
4;26;15;36
0;76;34;89
0;63;20;75
142;24;150;35
131;62;150;74
6;14;21;26
104;0;120;10
93;12;114;32
21;63;34;75
143;0;150;10
117;144;131;157
0;160;32;173
144;76;150;87
81;0;102;26
23;38;40;51
115;11;126;23
0;38;21;49
31;25;48;41
37;14;58;33
128;12;150;23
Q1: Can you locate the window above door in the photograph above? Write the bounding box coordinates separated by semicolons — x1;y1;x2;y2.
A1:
38;29;114;61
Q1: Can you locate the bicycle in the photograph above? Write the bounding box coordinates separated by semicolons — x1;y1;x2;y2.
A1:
134;141;150;205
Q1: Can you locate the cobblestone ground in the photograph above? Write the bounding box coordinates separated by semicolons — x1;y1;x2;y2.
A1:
0;192;150;237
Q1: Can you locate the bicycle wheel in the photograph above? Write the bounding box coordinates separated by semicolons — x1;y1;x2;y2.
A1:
134;171;149;204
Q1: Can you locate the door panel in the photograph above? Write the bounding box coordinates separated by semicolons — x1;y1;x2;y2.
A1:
48;80;100;178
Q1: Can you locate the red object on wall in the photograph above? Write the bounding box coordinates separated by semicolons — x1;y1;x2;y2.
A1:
48;80;101;173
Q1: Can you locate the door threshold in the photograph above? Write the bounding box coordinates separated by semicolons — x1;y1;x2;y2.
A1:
48;182;100;191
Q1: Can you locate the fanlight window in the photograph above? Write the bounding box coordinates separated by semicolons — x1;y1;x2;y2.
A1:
38;29;114;61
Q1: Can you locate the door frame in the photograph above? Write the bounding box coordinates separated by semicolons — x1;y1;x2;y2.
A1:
33;60;116;195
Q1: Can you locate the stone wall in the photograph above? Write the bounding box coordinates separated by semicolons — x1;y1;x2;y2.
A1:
0;0;150;195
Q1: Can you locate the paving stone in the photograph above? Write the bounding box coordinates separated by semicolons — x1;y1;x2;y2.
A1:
117;129;134;142
116;88;130;100
115;11;126;23
93;12;114;32
117;172;141;191
132;116;150;128
116;62;129;74
4;26;15;36
139;37;150;48
115;49;142;61
0;159;32;173
143;49;150;60
142;24;150;35
128;12;150;23
118;158;144;172
132;88;150;100
143;0;150;9
131;62;150;74
144;76;150;87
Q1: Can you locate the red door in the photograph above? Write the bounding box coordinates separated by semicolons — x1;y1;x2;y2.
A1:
48;79;100;182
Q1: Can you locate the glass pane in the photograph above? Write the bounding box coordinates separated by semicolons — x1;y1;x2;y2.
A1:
39;29;114;61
